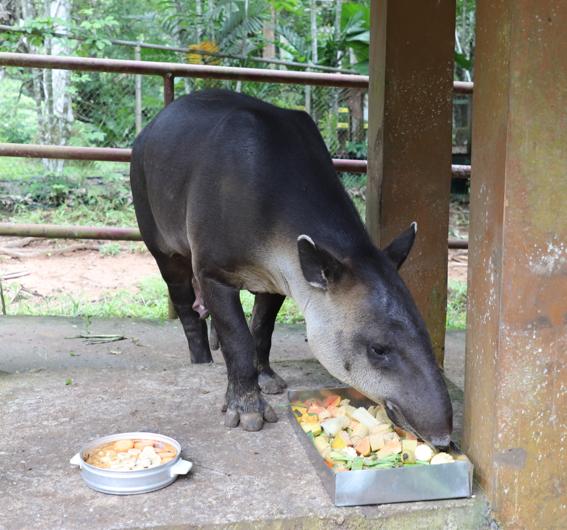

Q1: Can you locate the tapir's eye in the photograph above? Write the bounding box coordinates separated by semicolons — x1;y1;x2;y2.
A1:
370;345;387;356
367;345;391;368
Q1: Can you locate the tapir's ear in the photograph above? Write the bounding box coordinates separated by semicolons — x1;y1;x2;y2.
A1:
297;235;344;290
383;222;417;270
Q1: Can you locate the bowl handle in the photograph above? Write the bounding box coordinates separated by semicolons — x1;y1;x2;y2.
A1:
170;459;192;477
69;453;82;468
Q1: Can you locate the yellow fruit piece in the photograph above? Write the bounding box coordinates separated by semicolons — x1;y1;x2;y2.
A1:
301;422;322;435
401;439;417;463
292;405;307;414
331;435;347;450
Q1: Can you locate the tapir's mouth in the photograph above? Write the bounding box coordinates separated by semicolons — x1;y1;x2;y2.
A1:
385;401;419;437
385;400;451;449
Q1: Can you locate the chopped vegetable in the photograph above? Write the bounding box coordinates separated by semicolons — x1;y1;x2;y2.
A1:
292;394;456;472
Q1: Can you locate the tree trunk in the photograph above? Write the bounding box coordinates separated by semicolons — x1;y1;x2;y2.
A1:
262;3;276;60
19;0;74;175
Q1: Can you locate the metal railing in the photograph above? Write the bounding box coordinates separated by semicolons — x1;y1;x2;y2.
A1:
0;52;472;250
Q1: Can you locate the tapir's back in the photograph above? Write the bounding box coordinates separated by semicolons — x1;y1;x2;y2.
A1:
130;89;368;259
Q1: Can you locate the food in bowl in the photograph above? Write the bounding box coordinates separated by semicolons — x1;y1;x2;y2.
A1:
291;394;456;472
83;438;177;471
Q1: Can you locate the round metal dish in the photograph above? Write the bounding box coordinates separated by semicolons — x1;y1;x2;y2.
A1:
70;432;192;495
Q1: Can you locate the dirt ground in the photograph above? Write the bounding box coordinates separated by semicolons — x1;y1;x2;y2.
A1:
0;237;468;300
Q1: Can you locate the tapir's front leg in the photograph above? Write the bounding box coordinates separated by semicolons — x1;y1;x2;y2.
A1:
200;275;278;431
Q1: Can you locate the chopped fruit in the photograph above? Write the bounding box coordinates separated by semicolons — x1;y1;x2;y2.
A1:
292;406;308;416
332;435;347;450
369;434;385;452
301;422;322;435
352;407;381;429
350;422;369;444
401;440;418;463
323;395;342;408
415;444;435;463
369;423;392;435
376;439;402;459
431;452;455;465
321;416;349;437
355;437;371;456
292;394;456;472
337;430;352;446
308;404;325;415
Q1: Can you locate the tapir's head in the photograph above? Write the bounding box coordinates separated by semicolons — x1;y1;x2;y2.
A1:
297;224;452;447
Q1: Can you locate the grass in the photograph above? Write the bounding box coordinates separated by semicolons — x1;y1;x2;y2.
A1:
3;274;467;329
446;279;467;330
2;275;305;323
1;159;468;329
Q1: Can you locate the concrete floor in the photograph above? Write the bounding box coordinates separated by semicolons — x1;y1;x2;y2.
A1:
0;316;489;529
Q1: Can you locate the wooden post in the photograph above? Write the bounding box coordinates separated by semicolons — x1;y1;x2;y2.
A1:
163;73;177;320
464;1;567;527
366;0;456;365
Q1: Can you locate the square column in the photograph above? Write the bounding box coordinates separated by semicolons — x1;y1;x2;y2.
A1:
367;0;456;365
464;1;567;527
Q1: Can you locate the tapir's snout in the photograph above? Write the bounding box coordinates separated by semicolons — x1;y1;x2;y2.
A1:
384;365;453;450
429;434;452;450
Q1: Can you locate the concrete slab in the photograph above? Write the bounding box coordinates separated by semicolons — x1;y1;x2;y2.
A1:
0;317;488;529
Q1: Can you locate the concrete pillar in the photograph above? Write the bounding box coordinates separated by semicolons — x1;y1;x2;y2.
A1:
366;0;456;365
464;1;567;527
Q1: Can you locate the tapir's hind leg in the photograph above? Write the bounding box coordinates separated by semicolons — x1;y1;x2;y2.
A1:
250;293;287;394
152;252;213;364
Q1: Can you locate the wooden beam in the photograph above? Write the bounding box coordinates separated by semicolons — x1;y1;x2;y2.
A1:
464;1;567;527
367;0;456;365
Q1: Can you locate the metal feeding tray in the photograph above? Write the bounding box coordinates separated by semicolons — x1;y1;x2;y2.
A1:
288;387;473;506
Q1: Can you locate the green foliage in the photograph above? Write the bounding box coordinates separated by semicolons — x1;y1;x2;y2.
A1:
0;78;38;144
446;279;467;330
340;2;370;74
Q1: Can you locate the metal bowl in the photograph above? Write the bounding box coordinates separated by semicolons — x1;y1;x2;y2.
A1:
70;432;192;495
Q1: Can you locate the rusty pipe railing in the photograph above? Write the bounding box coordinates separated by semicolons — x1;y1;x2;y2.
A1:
0;52;474;93
0;222;468;249
0;223;141;241
0;143;471;178
0;52;472;253
0;52;368;88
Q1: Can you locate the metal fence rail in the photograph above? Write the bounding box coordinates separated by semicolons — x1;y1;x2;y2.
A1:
0;52;472;253
0;143;471;179
0;52;474;92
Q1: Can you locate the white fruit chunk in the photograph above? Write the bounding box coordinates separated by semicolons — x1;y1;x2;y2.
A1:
414;443;435;462
430;452;455;465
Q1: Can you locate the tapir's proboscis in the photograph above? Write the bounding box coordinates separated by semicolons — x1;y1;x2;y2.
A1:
130;89;453;447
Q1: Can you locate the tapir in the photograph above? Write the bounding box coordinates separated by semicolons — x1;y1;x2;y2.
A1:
130;89;453;446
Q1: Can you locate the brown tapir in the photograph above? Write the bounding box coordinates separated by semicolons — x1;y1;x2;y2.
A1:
130;89;453;446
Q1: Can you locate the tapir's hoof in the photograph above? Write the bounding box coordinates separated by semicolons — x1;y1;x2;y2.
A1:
223;390;278;431
258;369;287;395
190;349;213;364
